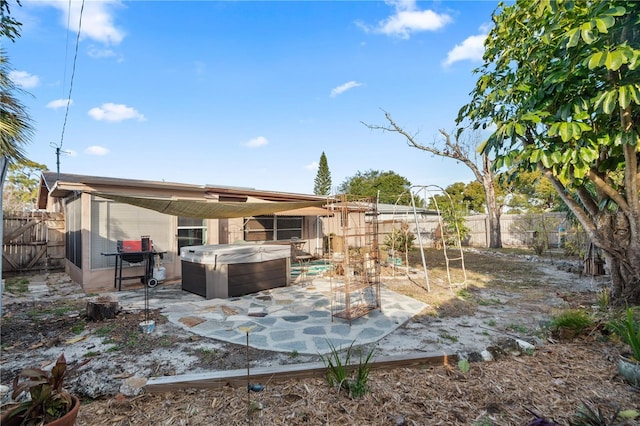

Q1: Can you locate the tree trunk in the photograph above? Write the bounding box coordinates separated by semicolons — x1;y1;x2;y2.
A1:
483;175;503;249
595;212;640;305
86;297;119;321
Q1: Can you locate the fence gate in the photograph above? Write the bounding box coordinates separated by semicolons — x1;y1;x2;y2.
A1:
2;211;65;275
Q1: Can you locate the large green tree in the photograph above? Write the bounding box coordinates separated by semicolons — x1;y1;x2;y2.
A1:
459;1;640;304
313;151;332;196
3;160;47;211
338;169;412;205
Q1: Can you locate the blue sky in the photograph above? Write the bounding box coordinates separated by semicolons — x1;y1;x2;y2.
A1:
7;0;497;194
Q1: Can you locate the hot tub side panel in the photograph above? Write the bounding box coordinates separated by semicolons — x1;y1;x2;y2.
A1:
227;258;287;297
181;261;230;299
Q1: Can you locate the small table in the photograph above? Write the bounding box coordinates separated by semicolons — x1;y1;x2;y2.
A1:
101;251;164;291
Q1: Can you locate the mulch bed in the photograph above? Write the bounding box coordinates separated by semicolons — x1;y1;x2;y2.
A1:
75;341;639;425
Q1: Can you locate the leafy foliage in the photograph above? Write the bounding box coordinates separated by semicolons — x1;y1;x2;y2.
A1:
383;222;415;253
607;307;640;362
319;340;375;398
338;169;412;205
550;309;594;335
3;160;48;211
0;0;22;42
9;354;88;424
313;151;332;196
459;1;640;303
1;49;34;165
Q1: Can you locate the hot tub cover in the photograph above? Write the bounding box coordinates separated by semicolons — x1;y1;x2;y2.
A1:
180;244;290;265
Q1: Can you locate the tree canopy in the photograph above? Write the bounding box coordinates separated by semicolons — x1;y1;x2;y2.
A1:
313;151;332;196
3;160;47;211
338;170;412;205
459;0;640;304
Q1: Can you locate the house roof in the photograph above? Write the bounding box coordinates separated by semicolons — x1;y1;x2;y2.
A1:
38;172;329;217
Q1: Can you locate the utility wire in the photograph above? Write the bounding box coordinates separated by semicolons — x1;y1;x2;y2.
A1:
57;0;85;150
62;0;72;93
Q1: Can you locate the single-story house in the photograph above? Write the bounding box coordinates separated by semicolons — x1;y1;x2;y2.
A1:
37;172;329;292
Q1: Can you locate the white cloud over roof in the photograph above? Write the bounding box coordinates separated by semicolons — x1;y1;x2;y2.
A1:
443;33;487;67
358;0;451;39
9;70;40;88
88;103;145;122
244;136;269;148
47;99;72;109
330;81;363;97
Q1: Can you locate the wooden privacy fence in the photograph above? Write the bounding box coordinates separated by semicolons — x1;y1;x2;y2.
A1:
378;212;568;249
2;211;65;275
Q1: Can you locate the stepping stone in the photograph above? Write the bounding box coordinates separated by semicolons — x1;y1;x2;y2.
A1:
303;326;326;335
179;316;205;327
282;315;308;323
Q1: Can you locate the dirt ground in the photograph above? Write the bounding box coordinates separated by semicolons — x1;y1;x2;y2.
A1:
1;248;639;425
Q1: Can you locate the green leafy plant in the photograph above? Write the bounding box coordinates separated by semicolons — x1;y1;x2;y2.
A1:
319;340;375;398
7;354;89;424
607;307;640;362
458;359;470;374
551;309;594;334
572;400;622;426
384;223;415;253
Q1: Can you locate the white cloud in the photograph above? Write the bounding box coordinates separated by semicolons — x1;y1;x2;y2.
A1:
330;81;363;98
244;136;268;148
305;161;319;171
9;70;40;88
443;33;487;67
47;98;72;109
357;0;451;39
87;46;117;59
39;0;125;45
85;145;109;156
88;103;145;122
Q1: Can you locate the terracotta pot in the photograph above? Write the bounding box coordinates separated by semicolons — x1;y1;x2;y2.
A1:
0;395;80;426
617;355;640;388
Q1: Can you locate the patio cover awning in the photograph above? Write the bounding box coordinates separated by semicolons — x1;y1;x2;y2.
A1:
92;192;330;218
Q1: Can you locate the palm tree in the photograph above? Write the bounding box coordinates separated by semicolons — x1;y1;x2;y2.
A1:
1;48;34;317
1;48;33;165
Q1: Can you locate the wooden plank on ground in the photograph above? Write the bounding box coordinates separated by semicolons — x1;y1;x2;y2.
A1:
145;351;457;392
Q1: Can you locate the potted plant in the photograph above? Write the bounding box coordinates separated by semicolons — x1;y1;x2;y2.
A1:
607;307;640;387
1;354;86;425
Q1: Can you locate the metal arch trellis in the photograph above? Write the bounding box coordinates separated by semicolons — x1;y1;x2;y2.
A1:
387;191;429;290
410;185;467;292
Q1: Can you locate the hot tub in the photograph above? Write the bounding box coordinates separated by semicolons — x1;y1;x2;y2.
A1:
180;244;291;299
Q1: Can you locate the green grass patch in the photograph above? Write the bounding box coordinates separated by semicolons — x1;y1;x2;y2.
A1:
71;323;85;335
506;323;529;334
195;347;219;364
455;288;472;300
95;325;115;337
551;309;593;333
439;332;459;343
5;277;29;294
